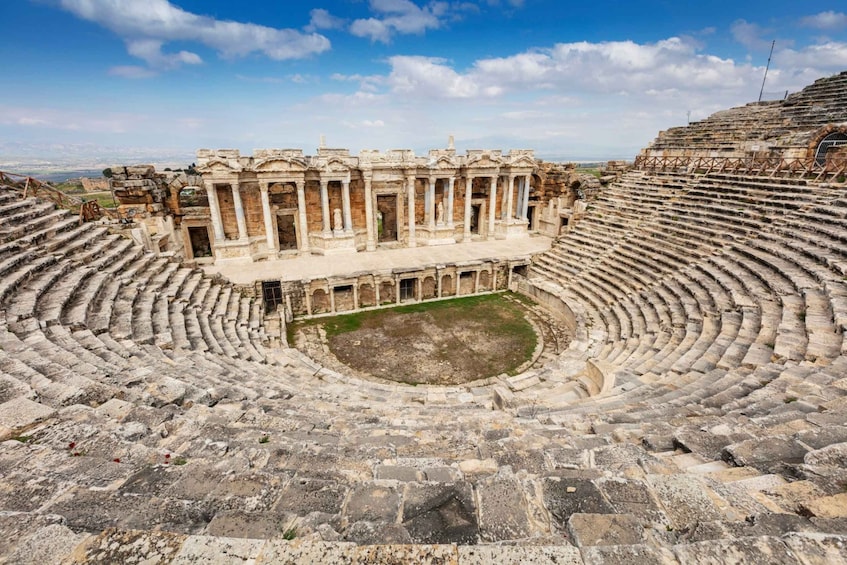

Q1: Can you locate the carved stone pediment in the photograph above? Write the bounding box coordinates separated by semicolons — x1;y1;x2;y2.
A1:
198;159;241;174
434;156;457;169
255;157;307;173
325;158;350;173
509;156;537;169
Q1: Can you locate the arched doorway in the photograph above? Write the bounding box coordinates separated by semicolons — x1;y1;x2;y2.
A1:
815;132;847;165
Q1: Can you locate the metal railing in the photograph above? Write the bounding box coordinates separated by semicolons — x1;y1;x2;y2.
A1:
0;170;120;222
633;155;847;183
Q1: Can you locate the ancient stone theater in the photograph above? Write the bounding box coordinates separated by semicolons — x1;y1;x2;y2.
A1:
0;72;846;563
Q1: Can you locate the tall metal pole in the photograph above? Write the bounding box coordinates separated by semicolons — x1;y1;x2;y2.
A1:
758;40;775;103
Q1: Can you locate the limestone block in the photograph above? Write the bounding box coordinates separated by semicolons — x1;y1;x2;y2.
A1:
206;510;285;539
781;532;847;565
567;513;645;547
543;478;614;529
581;544;679;565
458;544;583;564
457;459;498;475
477;478;532;541
69;528;186;564
172;535;266;564
646;474;724;530
672;536;799;565
343;521;412;545
274;478;348;516
344;484;402;523
722;437;809;473
125;165;156;177
402;482;478;544
0;513;67;560
6;523;89;565
804;442;847;467
374;465;423;481
93;397;134;421
799;493;847;519
596;478;668;526
0;397;56;440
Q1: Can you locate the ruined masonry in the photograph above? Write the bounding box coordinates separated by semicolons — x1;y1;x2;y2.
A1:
0;72;845;563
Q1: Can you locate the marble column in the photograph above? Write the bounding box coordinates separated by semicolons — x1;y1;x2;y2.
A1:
463;175;473;242
407;174;417;248
342;176;353;233
205;182;225;242
259;183;276;253
500;175;509;220
521;175;531;221
427;178;436;229
320;179;331;234
487;175;498;240
231;182;248;240
515;177;524;220
296;180;310;254
505;175;515;222
447;177;455;228
363;173;376;251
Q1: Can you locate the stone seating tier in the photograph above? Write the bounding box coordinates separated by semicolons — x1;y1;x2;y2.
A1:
1;183;847;561
644;71;847;153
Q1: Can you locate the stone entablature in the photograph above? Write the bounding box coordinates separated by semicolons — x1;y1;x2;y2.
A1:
194;143;541;262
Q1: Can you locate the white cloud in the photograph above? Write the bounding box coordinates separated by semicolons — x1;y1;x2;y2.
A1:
800;11;847;30
0;105;142;134
108;65;157;79
306;8;346;32
383;37;759;100
350;0;449;43
57;0;330;71
126;39;202;69
730;19;774;51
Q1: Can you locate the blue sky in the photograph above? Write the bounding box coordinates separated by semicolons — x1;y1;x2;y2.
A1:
1;0;846;165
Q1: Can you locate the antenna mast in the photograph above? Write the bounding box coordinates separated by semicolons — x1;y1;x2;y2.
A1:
758;40;775;103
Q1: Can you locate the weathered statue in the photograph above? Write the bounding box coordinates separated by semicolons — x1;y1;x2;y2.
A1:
333;207;343;231
436;201;445;225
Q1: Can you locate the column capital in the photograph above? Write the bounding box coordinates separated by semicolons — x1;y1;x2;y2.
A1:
259;182;269;193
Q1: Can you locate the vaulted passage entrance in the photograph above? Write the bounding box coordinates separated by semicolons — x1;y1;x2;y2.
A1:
377;195;398;242
188;226;212;258
277;213;297;250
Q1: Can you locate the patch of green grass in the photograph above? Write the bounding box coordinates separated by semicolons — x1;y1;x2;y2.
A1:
291;292;539;384
11;435;33;443
784;396;798;404
173;457;188;465
259;435;270;444
282;527;297;540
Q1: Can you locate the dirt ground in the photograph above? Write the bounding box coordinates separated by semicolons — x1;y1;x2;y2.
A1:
291;294;570;386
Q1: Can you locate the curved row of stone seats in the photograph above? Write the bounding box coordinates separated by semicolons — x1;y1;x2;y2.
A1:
529;171;846;420
645;71;847;153
1;184;847;560
2;367;846;563
0;189;272;381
